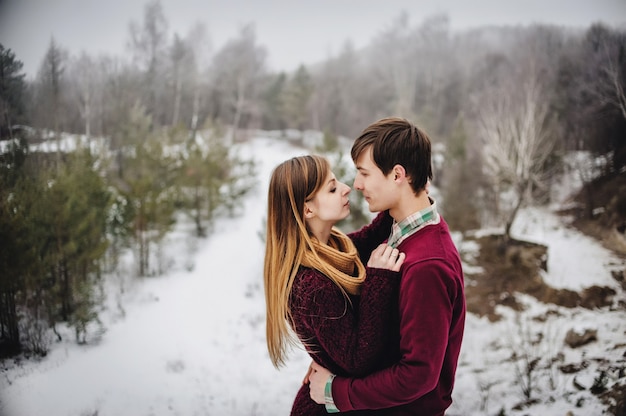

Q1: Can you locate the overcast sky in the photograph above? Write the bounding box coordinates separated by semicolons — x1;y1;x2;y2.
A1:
1;0;625;79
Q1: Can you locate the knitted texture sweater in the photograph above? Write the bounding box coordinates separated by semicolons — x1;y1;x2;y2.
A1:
288;212;400;416
332;217;466;415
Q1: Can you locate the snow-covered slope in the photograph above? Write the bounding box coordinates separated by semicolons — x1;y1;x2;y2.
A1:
1;134;624;416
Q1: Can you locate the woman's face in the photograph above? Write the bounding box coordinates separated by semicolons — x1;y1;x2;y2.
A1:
305;170;351;224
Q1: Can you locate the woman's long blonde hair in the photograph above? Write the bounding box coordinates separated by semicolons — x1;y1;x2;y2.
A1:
264;155;348;368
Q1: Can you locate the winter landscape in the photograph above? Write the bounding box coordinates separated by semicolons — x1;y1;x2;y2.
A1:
0;133;624;416
1;0;625;414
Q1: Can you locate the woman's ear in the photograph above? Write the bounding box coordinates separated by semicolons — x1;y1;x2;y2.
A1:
303;203;315;219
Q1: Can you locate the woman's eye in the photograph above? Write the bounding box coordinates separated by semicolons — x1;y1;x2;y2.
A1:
330;187;337;193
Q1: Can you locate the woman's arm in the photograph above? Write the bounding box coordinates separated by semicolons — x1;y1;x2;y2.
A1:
290;265;399;377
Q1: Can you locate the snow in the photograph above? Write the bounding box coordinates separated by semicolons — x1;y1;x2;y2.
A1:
1;134;625;416
511;206;623;291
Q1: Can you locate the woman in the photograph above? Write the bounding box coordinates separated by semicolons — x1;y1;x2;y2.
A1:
264;155;405;415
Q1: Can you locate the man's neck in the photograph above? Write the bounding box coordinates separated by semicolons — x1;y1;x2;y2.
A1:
389;192;431;223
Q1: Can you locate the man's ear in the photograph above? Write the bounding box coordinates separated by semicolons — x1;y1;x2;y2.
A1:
392;164;407;182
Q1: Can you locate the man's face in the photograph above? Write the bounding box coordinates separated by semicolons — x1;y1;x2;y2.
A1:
353;147;398;212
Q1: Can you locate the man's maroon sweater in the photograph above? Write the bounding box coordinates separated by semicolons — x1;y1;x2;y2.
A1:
288;212;400;416
332;218;466;416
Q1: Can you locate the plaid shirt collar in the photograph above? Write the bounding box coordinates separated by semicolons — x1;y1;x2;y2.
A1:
387;198;440;248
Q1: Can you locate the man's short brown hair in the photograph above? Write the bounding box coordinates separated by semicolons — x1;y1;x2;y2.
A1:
351;117;433;195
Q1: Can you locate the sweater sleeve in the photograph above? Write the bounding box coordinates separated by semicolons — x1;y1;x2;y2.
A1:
347;211;393;265
290;266;400;376
331;261;457;410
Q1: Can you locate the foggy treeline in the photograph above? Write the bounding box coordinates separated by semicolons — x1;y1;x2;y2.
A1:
1;0;625;358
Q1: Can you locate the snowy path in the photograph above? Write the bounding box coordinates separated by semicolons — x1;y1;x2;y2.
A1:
1;137;311;416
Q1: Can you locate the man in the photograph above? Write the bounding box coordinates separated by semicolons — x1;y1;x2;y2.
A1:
308;117;466;415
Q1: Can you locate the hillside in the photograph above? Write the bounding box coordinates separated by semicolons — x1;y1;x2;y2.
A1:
0;134;625;416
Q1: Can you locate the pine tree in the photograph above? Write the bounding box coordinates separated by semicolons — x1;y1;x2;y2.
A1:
115;103;176;276
282;65;313;131
40;148;111;342
177;127;256;237
0;43;27;139
441;115;481;233
0;138;30;355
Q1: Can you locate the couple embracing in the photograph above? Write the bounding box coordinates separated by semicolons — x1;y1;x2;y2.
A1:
264;117;466;415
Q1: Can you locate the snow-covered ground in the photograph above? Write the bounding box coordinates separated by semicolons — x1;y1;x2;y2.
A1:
450;204;626;415
1;134;625;416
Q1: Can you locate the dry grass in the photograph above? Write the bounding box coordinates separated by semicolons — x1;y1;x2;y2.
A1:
464;234;616;321
567;170;626;257
572;219;626;257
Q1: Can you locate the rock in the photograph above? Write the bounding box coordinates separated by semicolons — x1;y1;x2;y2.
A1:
573;375;587;390
565;328;597;348
559;361;589;374
611;269;626;290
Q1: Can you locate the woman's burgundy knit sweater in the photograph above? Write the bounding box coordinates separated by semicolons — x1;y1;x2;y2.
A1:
288;212;400;416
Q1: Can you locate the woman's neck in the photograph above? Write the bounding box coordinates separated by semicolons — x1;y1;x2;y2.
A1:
307;219;333;245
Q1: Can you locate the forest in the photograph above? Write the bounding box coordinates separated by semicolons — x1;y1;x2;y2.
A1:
1;0;625;360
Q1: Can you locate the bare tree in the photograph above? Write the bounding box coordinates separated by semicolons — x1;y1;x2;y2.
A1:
601;45;626;120
183;22;211;138
127;0;169;125
370;12;418;118
567;24;626;173
475;63;555;243
169;34;187;127
582;25;626;121
69;52;98;139
311;40;372;138
367;12;452;129
210;23;266;141
98;56;142;177
310;46;343;134
35;38;69;165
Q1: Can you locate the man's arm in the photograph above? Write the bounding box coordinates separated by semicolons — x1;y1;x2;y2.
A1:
310;262;457;411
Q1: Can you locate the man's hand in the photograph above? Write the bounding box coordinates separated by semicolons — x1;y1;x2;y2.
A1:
309;361;333;405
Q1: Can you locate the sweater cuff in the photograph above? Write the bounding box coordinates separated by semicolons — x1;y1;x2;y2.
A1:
330;376;354;412
324;374;339;413
365;266;401;280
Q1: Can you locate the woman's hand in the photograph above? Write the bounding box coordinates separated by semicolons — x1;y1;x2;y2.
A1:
367;243;405;272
